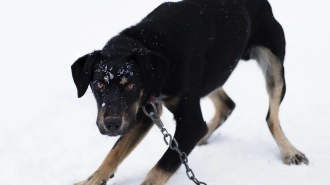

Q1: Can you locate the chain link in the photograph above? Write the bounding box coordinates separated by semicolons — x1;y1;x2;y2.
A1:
142;103;207;185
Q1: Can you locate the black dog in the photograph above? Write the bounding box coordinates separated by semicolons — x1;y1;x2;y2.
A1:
72;0;309;184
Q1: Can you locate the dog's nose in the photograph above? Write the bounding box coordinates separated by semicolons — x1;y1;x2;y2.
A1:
104;117;122;131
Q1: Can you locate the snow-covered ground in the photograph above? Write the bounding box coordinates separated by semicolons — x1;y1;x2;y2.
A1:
1;0;329;184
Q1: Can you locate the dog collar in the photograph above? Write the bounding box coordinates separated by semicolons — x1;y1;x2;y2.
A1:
147;96;155;104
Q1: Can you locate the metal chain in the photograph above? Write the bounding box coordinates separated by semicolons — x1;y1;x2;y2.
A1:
142;103;207;185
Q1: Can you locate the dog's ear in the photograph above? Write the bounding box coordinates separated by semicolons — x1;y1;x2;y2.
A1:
71;50;101;98
135;50;169;97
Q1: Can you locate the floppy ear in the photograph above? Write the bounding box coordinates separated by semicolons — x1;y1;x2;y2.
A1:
135;50;169;97
71;51;101;98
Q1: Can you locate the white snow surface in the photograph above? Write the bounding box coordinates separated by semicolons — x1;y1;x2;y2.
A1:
1;0;330;184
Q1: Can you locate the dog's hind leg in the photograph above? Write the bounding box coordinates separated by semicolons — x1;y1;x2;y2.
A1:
253;46;309;165
197;88;235;145
74;104;161;185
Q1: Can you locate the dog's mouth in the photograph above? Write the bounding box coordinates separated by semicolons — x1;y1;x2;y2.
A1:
103;128;130;137
98;126;124;136
107;133;119;136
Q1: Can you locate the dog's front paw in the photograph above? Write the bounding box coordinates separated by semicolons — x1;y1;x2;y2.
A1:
282;150;309;165
140;180;163;185
140;166;170;185
75;171;113;185
141;176;165;185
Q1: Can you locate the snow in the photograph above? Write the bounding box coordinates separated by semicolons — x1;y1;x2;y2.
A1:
0;0;330;185
109;73;114;80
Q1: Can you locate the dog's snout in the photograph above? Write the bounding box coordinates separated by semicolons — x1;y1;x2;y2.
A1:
104;117;122;131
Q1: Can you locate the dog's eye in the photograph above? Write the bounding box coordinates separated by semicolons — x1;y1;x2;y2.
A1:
97;83;105;89
126;84;134;90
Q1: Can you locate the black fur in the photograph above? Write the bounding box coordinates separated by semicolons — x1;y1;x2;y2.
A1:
72;50;102;98
72;0;287;181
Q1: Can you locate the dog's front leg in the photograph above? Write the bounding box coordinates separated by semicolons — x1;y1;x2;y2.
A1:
75;115;154;185
141;96;207;185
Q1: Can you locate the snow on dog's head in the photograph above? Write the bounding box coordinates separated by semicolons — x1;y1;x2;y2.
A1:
71;47;168;136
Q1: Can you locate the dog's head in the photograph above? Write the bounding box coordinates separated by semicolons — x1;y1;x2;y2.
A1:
71;50;168;136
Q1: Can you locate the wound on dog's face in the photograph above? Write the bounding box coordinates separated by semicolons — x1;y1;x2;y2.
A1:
90;55;143;136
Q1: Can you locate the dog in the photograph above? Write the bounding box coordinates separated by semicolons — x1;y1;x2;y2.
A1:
71;0;309;184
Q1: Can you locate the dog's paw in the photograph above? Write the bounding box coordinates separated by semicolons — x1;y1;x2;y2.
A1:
140;181;163;185
75;171;113;185
140;166;170;185
282;150;309;165
140;176;165;185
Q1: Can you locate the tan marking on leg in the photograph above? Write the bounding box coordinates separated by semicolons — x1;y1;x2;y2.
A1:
156;102;163;116
141;165;172;185
162;96;180;113
254;46;308;165
198;88;234;145
97;108;106;129
75;120;154;185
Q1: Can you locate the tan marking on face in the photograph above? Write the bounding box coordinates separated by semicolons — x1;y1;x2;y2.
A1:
134;101;140;115
131;90;144;114
97;108;106;126
121;90;144;128
121;115;128;129
142;165;172;185
121;103;138;129
75;120;154;185
120;77;128;85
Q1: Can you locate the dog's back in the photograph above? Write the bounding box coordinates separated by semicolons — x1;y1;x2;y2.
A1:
120;0;285;96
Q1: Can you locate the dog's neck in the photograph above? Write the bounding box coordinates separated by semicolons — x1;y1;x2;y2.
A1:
102;35;145;57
